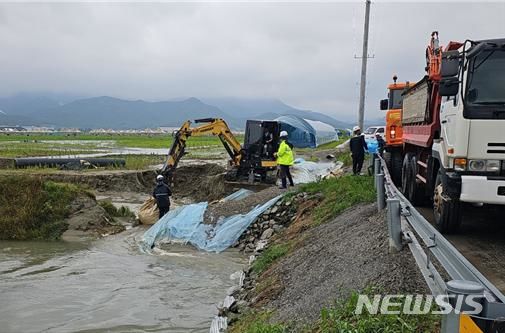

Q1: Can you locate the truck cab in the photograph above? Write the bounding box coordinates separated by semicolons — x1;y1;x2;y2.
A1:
435;39;505;209
379;76;412;185
380;76;410;147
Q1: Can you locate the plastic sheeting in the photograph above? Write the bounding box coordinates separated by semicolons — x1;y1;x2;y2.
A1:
140;196;282;253
365;139;379;154
221;189;253;202
275;115;317;148
292;158;343;184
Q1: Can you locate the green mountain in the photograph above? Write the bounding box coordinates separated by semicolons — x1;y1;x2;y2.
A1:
0;94;350;130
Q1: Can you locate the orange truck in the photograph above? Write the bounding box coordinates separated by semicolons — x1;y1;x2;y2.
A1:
380;75;412;185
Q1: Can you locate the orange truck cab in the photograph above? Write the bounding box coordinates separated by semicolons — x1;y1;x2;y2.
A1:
379;76;412;185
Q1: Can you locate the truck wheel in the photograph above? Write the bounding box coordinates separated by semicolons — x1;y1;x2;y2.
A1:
383;151;392;171
401;153;412;196
408;156;425;205
433;171;462;233
391;151;403;187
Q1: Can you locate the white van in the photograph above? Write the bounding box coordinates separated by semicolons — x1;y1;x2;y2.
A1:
363;126;385;140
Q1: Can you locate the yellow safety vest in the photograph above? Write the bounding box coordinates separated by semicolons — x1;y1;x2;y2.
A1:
277;140;294;166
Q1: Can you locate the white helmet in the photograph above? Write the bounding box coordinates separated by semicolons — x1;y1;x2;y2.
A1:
156;175;164;181
280;130;288;137
352;126;361;132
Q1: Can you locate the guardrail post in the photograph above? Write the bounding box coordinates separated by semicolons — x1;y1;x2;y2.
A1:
441;280;485;333
374;158;380;189
386;198;402;252
376;173;385;211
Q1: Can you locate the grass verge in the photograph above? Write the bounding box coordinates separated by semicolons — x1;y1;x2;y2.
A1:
299;175;375;225
0;177;90;240
252;243;291;275
315;290;440;333
229;311;287;333
335;151;352;166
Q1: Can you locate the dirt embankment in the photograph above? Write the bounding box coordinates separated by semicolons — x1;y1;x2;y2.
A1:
229;202;429;330
0;169;157;193
61;194;125;241
0;175;125;241
0;162;227;198
171;164;228;202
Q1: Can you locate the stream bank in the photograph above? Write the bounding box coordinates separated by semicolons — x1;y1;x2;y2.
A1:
0;175;125;241
218;175;438;332
0;162;251;332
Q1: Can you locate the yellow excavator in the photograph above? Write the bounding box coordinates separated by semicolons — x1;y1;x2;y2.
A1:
160;118;281;183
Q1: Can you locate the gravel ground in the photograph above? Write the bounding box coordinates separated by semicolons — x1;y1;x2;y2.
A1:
204;186;285;224
267;203;429;326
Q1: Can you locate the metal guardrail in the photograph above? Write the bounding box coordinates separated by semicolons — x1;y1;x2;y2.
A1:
375;156;505;332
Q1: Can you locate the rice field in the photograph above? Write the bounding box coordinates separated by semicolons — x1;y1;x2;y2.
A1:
0;133;243;158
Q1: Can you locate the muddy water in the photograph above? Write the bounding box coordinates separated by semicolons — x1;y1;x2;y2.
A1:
0;228;245;333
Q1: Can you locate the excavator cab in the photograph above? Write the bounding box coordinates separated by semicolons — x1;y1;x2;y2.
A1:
243;120;280;162
238;120;280;183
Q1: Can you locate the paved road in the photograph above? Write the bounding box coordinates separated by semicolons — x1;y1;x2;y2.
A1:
417;204;505;293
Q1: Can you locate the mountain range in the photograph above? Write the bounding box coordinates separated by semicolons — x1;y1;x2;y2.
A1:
0;93;362;130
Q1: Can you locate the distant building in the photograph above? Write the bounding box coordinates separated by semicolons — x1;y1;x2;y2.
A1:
58;128;82;133
0;126;27;132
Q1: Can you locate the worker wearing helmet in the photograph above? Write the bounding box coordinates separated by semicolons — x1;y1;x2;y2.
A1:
153;174;172;218
350;126;368;175
275;130;295;189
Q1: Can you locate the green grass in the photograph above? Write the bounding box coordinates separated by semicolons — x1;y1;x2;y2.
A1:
252;243;291;275
335;151;352;167
316;291;440;333
229;311;287;333
229;291;439;333
0;141;100;157
0;133;244;158
0;177;90;240
123;155;165;169
98;200;135;218
316;138;348;150
299;175;376;225
0;133;244;148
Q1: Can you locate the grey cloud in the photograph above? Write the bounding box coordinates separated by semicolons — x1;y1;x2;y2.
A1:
0;2;504;122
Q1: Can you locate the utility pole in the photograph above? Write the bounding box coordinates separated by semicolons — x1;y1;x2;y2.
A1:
357;0;371;130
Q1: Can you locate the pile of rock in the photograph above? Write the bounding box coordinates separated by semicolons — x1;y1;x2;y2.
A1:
212;191;316;330
234;192;309;253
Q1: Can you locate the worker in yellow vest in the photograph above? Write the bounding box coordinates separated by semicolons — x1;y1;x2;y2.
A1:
275;131;295;189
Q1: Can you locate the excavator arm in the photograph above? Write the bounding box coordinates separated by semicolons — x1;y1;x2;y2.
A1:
160;118;242;180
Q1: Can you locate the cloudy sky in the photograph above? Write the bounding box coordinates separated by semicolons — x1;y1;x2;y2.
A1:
0;1;504;121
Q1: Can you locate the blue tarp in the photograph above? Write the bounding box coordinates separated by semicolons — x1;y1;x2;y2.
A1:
140;196;282;253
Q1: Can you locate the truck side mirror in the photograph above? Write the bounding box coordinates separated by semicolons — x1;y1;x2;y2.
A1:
439;76;459;96
380;99;388;110
441;50;460;77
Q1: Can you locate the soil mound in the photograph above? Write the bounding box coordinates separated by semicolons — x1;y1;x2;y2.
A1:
204;187;284;224
62;194;125;240
172;163;228;202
